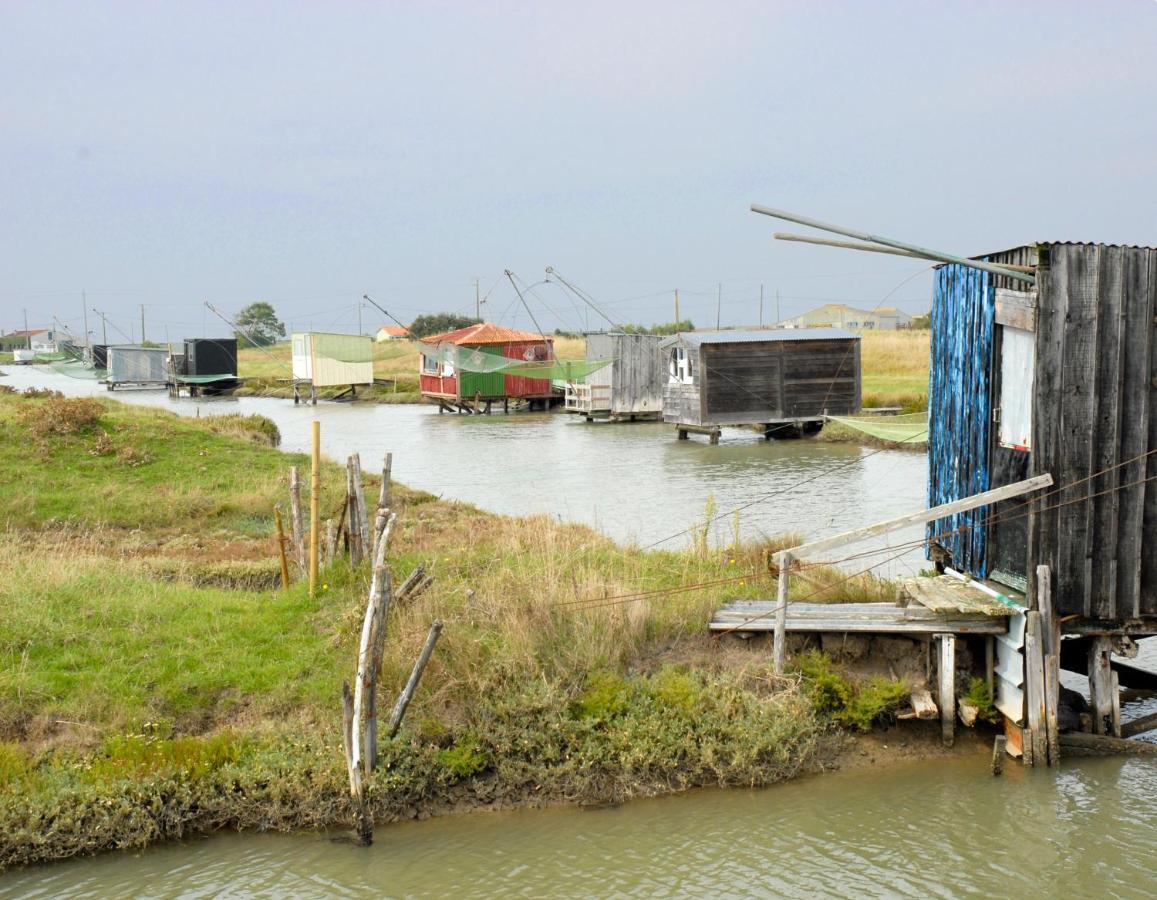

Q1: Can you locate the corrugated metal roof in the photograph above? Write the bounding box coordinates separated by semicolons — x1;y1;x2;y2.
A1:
423;323;551;346
968;241;1157;261
660;328;858;348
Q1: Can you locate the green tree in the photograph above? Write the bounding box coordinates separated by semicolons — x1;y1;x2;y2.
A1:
234;302;286;347
409;313;481;339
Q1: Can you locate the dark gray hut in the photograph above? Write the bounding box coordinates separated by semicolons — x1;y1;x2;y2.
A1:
565;332;665;421
659;329;861;442
929;242;1157;632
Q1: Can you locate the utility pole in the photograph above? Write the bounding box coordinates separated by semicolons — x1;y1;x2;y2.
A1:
358;298;363;335
474;278;481;320
674;289;680;327
776;289;781;325
716;283;721;330
93;308;108;345
760;284;764;329
82;291;90;348
23;308;29;332
140;304;146;344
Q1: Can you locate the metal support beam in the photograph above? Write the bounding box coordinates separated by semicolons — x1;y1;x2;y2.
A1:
772;231;1036;274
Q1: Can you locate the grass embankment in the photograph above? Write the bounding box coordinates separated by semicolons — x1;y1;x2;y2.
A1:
858;330;929;413
0;390;905;870
235;336;585;404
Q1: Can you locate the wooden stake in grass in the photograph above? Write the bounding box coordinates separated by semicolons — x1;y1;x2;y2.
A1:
341;679;372;845
354;535;393;776
309;421;320;598
289;465;306;572
387;619;443;739
346;456;364;565
372;452;393;560
274;504;291;590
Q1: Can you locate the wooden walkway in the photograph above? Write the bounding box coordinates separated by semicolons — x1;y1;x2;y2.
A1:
710;600;1008;635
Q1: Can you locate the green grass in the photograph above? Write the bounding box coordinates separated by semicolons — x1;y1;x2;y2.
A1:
0;391;908;869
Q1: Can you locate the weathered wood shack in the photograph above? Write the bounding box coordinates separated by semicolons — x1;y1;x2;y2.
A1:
106;346;169;389
659;329;861;442
928;242;1157;633
565;332;665;421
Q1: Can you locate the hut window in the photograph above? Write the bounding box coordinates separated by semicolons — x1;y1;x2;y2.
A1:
998;326;1034;451
422;355;439;374
670;347;694;384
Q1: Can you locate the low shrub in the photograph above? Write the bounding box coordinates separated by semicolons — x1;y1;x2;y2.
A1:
18;397;104;438
796;651;908;732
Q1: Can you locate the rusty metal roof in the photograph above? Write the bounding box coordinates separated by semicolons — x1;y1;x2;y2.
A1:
422;323;551;345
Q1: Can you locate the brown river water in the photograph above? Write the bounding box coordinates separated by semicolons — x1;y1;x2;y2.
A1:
4;754;1157;898
4;366;1156;896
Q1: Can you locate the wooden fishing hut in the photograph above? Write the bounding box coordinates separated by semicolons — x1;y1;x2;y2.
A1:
418;323;558;414
106;345;169;390
659;329;861;443
168;338;241;397
747;203;1157;762
291;332;374;404
564;332;665;421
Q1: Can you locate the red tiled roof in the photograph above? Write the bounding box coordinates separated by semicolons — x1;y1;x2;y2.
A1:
376;325;409;337
422;323;552;346
4;329;49;337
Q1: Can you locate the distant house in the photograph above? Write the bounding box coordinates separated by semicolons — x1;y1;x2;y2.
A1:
1;329;62;352
781;303;914;331
375;325;409;342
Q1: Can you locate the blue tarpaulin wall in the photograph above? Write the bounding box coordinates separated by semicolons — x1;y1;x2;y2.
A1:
927;263;995;575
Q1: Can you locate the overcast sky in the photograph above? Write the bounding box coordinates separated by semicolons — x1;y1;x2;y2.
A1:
3;1;1155;340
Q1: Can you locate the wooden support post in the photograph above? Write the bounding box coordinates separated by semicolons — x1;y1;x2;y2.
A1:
985;635;995;694
773;551;790;674
1024;611;1049;766
346;456;364;564
1111;671;1122;738
341;680;371;845
351;453;370;560
353;549;392;775
274;505;291;590
1089;636;1115;736
937;633;955;747
289;465;306;572
387;620;444;739
309;421;320;598
1035;565;1060;765
991;735;1007;776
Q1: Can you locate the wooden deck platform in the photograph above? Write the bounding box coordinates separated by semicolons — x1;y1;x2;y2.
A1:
711;598;1010;636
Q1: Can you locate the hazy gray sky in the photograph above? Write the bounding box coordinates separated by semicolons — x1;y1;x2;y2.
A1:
3;1;1155;340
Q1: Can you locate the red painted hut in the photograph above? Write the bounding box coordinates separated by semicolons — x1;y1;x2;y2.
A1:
418;323;558;411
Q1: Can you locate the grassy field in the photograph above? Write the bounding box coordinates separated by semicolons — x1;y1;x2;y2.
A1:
858;329;929;412
0;389;917;868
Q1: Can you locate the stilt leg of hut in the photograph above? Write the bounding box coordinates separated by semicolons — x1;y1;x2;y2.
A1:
1025;611;1049;766
678;429;688;440
709;429;720;445
1111;671;1122;738
936;634;955;747
1035;565;1060;764
503;399;509;414
1089;636;1115;736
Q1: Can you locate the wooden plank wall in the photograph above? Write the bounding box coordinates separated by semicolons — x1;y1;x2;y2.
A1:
1029;244;1157;621
698;338;859;425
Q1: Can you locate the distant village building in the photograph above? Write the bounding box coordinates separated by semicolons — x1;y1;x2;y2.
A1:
781;303;914;330
375;325;409;342
0;328;66;352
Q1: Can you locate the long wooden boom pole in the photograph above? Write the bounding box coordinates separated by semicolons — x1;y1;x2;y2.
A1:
751;204;1035;286
772;232;1036;274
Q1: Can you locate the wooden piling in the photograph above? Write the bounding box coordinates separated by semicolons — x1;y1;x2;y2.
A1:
1024;611;1049;765
991;735;1007;776
289;465;306;572
773;551;790;674
1089;636;1115;736
309;421;320;598
274;505;291;590
387;620;444;739
1035;565;1060;765
341;680;372;845
937;633;955;747
359;552;392;774
351;453;370;562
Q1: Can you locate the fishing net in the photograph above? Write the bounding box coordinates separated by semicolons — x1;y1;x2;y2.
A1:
415;340;612;380
172;374;240;384
827;412;928;444
51;361;106;380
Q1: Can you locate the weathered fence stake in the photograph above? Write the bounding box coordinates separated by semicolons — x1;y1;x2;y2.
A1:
354;536;393;775
274;505;291;590
1036;565;1060;765
324;518;338;566
372;453;393;560
1089;636;1115;736
289;465;306;572
1025;611;1049;765
341;680;372;845
387;620;444;739
309;421;320;598
773;551;790;674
